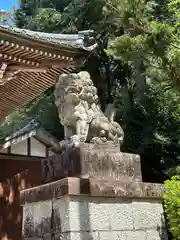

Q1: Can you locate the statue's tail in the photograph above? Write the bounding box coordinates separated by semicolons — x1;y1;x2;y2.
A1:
104;103;116;122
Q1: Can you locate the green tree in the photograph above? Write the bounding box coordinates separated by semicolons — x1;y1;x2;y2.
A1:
164;176;180;240
106;0;180;87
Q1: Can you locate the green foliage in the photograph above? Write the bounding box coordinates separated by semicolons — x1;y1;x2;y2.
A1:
27;8;62;32
166;166;180;178
106;0;180;86
118;82;180;171
164;176;180;240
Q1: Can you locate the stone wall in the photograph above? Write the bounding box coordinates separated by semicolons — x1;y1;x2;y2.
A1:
21;178;167;240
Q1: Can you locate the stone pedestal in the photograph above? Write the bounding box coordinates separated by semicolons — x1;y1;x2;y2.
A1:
21;178;167;240
21;142;168;240
41;142;142;184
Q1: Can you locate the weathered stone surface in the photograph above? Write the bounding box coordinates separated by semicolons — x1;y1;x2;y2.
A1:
33;201;52;236
126;231;146;240
53;198;69;233
20;178;70;204
99;231;127;240
109;203;133;230
54;198;92;232
112;231;127;240
53;233;67;240
22;201;53;238
132;201;165;230
21;194;167;240
42;234;52;240
90;179;164;199
98;232;112;240
88;201;110;231
146;229;168;240
20;178;164;205
68;199;91;231
22;204;35;237
67;232;99;240
41;143;142;184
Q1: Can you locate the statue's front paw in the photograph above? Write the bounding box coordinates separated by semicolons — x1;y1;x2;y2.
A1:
91;137;107;144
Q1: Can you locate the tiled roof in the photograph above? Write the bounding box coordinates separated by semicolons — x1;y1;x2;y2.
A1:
0;26;97;51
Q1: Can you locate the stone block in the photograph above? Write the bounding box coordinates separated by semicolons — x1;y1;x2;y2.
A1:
33;201;52;237
132;201;165;230
53;198;69;232
146;229;168;240
126;231;146;240
98;232;112;240
41;143;142;184
68;199;91;231
112;231;127;240
22;204;35;237
90;180;164;199
99;231;127;240
109;203;133;230
67;232;99;240
42;234;52;240
53;233;68;240
54;198;92;232
89;201;110;230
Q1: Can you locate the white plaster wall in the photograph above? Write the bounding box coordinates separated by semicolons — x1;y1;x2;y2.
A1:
30;137;46;157
11;139;27;155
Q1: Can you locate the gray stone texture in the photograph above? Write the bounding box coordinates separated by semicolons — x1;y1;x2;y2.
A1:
22;201;52;238
41;144;142;184
22;196;167;240
132;201;165;230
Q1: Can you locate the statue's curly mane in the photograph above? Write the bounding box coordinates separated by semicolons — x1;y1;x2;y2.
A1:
55;71;98;106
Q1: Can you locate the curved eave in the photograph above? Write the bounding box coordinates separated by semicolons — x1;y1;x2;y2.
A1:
0;26;97;55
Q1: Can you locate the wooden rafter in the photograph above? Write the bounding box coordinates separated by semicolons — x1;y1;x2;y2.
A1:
0;62;8;79
8;65;48;73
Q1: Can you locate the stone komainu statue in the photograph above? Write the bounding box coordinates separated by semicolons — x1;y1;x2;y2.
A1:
54;71;124;145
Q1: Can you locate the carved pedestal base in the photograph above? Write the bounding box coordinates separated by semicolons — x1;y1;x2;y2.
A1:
41;141;142;184
21;178;167;240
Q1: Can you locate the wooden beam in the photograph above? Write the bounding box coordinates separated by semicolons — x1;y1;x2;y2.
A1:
39;60;73;68
7;146;11;155
0;53;40;67
0;153;44;161
27;138;31;156
46;146;49;158
0;39;76;60
8;65;48;73
0;62;8;79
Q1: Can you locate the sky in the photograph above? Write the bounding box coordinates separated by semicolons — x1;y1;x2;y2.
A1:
0;0;17;11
